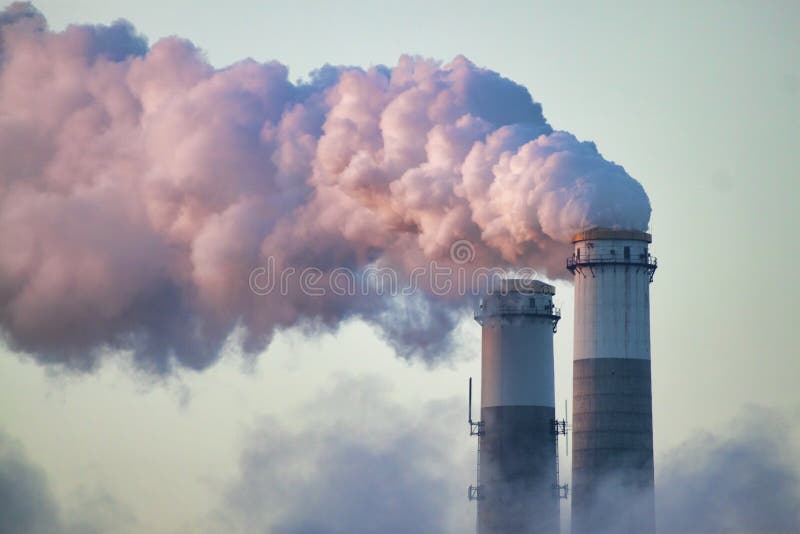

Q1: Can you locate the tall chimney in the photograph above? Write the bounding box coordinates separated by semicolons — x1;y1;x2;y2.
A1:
568;228;657;533
472;279;562;534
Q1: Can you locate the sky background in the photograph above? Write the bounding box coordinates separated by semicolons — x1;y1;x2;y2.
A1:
1;1;799;532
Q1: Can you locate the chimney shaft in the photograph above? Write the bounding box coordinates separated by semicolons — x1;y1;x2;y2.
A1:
568;229;657;533
475;279;561;534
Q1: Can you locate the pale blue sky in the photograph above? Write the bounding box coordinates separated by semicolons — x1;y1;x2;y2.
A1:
2;1;799;532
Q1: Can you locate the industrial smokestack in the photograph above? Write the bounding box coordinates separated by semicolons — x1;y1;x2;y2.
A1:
568;228;657;533
471;279;562;534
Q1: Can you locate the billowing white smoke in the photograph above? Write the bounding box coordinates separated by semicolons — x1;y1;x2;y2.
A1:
0;3;650;372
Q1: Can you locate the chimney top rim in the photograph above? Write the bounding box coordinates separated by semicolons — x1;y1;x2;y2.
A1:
571;228;652;243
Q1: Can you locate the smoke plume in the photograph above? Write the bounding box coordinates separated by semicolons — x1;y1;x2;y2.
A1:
0;3;650;371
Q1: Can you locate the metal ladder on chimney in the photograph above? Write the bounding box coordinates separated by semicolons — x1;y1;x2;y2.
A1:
553;400;570;500
467;377;484;501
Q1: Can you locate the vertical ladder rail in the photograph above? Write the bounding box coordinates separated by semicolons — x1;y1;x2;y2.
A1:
553;399;570;500
468;377;483;501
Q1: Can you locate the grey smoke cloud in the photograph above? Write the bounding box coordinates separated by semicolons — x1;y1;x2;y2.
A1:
0;430;138;534
212;386;800;534
210;377;474;533
2;398;797;533
0;3;650;372
0;431;60;534
656;407;800;534
576;406;800;534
